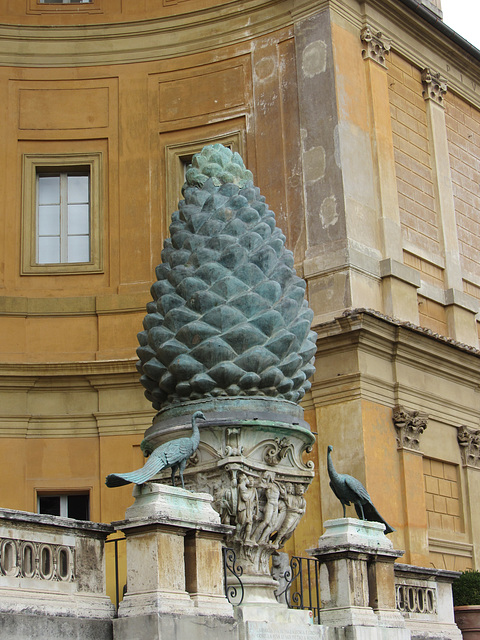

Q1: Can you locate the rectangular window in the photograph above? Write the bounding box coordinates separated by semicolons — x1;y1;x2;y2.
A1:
39;1;92;4
37;170;90;264
22;153;103;275
37;492;89;521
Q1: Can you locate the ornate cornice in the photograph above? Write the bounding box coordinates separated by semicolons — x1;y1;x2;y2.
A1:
360;25;391;68
393;405;428;451
0;0;322;68
457;426;480;468
421;68;447;106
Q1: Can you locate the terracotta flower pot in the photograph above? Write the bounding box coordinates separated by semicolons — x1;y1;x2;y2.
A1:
454;605;480;639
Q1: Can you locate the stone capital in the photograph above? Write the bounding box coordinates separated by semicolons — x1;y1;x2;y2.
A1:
457;425;480;468
421;68;447;106
393;405;428;451
361;26;391;68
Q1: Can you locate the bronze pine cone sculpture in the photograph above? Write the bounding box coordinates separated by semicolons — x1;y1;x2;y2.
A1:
137;144;317;410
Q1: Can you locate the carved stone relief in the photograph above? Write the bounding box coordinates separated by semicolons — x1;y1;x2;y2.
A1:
421;68;447;106
396;583;437;614
393;405;428;451
361;26;391;68
457;426;480;468
0;537;75;582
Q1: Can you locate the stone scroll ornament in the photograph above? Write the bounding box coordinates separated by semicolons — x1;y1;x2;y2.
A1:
122;144;317;604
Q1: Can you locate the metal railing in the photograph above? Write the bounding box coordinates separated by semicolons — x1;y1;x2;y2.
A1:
105;536;126;614
222;547;244;605
106;539;321;622
278;556;322;623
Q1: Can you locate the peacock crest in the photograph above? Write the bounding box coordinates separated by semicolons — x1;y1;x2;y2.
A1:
136;144;316;410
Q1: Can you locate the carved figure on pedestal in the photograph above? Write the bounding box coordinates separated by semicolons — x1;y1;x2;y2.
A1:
271;483;306;548
105;411;206;489
236;473;258;544
327;445;394;534
255;471;281;543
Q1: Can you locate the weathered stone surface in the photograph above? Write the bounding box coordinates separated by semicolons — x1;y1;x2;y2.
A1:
0;613;113;640
113;613;238;640
0;508;114;640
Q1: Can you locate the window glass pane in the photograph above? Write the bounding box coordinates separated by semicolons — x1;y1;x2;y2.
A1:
68;495;89;520
38;176;60;205
38;236;60;264
68;204;89;234
38;496;61;516
68;175;89;204
38;205;61;235
68;235;90;262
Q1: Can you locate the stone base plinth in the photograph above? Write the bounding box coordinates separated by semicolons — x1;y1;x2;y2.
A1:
0;612;113;640
310;518;410;640
235;604;323;640
113;483;234;623
113;612;237;640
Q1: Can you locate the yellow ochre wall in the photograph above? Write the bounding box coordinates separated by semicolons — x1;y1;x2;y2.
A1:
1;0;480;600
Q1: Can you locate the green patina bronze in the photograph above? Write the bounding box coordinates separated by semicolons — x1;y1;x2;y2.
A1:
136;144;317;411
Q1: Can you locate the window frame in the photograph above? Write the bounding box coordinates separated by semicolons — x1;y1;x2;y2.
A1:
37;490;90;521
22;152;103;275
28;0;102;13
164;131;244;222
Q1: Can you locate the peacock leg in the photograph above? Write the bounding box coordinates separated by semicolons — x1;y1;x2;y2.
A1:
342;503;346;518
359;504;365;520
179;471;185;490
171;468;176;487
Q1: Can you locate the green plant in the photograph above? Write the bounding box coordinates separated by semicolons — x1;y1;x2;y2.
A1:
452;570;480;606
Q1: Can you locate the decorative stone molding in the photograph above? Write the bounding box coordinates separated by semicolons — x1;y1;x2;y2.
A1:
263;437;294;466
360;26;391;68
393;405;428;451
457;425;480;468
421;68;447;106
396;583;437;614
0;537;75;582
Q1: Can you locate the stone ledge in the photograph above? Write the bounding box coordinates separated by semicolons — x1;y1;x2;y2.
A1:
0;508;114;536
394;562;461;583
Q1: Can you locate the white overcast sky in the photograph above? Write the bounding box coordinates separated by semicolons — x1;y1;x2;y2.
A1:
441;0;480;50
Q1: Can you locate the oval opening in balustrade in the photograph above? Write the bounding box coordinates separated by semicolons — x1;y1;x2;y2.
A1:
39;545;53;580
1;540;18;576
426;589;435;613
57;547;70;580
417;588;425;612
22;543;35;578
407;586;415;611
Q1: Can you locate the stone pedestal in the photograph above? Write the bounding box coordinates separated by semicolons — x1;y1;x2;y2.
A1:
112;483;235;640
235;604;322;640
309;518;410;639
143;399;315;607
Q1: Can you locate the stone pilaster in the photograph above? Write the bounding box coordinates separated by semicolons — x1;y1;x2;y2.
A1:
361;26;419;324
457;426;480;567
421;68;479;347
393;406;430;566
360;26;391;68
457;425;480;469
393;405;428;451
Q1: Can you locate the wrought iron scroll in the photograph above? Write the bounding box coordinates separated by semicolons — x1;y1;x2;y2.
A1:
276;555;321;623
222;546;244;605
